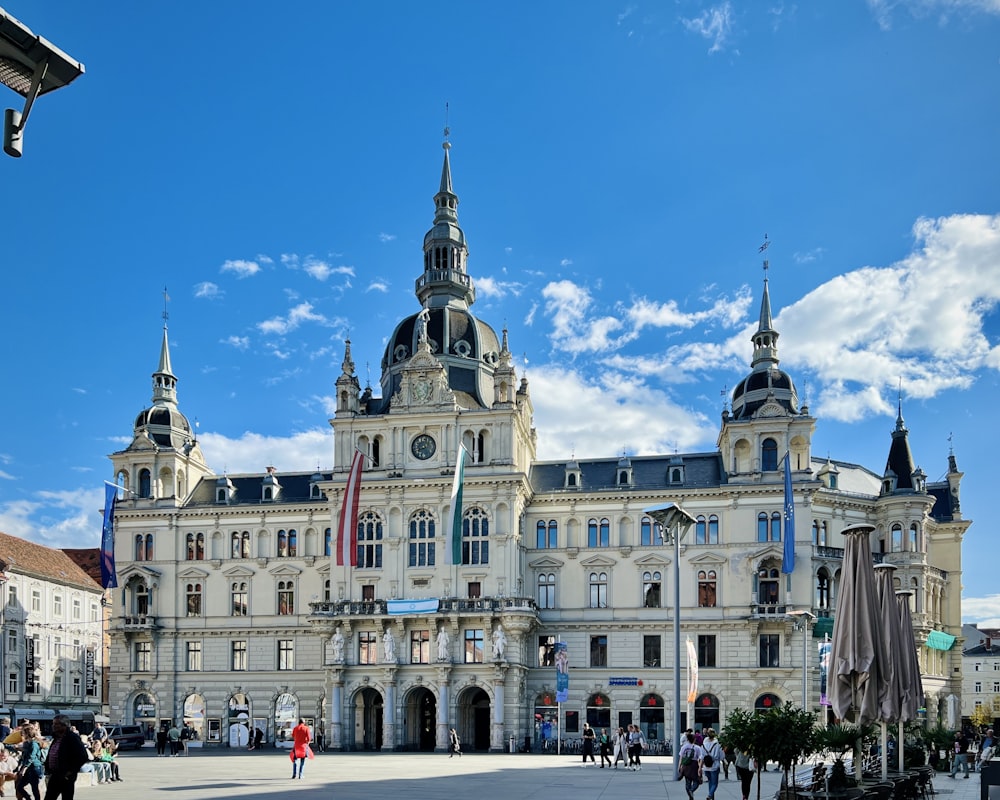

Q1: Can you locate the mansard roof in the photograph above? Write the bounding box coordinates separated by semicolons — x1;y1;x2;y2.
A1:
529;452;724;493
185;471;330;507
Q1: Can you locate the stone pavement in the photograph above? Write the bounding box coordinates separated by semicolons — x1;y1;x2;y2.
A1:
91;746;989;800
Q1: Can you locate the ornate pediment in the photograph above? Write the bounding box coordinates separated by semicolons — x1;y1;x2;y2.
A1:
389;341;458;413
222;565;256;578
750;545;783;563
579;554;617;569
528;556;565;570
268;564;303;577
689;552;726;565
177;566;210;579
633;553;671;567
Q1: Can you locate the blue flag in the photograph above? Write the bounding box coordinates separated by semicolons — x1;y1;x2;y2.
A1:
101;483;118;589
781;451;795;574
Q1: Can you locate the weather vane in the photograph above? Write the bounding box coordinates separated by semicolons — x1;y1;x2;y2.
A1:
162;286;170;325
444;101;450;142
758;234;770;277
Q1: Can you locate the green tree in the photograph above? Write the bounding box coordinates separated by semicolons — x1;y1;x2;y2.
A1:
722;706;819;800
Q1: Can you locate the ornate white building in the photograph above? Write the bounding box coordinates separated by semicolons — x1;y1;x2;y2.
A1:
105;141;969;751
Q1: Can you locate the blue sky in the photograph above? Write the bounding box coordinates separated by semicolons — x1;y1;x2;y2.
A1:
2;1;998;622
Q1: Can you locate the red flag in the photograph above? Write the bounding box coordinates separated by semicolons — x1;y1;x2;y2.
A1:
336;450;364;566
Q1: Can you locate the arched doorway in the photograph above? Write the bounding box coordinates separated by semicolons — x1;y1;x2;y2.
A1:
352;687;383;751
639;693;665;743
586;692;611;729
228;692;251;748
133;692;157;742
274;692;299;747
182;693;205;746
754;693;782;713
403;686;436;751
694;693;720;731
457;687;491;751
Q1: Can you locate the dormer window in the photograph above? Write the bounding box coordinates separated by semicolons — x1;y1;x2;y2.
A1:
311;485;321;499
564;462;582;489
619;470;629;485
761;438;778;471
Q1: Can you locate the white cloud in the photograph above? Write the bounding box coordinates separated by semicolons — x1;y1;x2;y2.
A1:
475;275;526;299
257;302;331;335
680;1;735;53
0;489;103;549
379;233;397;242
963;594;1000;627
199;428;333;474
524;302;538;326
542;280;636;355
0;470;14;480
529;365;716;459
220;259;261;278
792;248;825;264
194;281;222;299
625;287;752;333
73;387;87;394
367;280;390;293
560;258;573;267
221;335;250;350
867;0;1000;31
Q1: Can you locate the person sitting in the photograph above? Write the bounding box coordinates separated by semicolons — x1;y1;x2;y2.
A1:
96;739;122;782
0;745;19;796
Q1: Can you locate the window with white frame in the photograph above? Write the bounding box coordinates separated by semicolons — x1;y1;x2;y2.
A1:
31;589;40;612
537;573;555;609
589;572;608;608
186;641;202;671
186;583;202;617
135;641;152;671
277;580;295;615
72;598;81;620
278;639;294;670
232;640;247;671
231;582;248;616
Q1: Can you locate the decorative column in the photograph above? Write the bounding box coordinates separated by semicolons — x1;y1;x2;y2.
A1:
492;663;508;751
437;665;452;751
329;669;344;750
382;667;397;750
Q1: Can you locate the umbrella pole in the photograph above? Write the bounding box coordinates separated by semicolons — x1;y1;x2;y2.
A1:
881;723;888;780
898;721;904;772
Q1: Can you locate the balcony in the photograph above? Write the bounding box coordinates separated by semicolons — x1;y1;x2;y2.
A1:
751;603;788;618
308;596;537;618
120;615;157;631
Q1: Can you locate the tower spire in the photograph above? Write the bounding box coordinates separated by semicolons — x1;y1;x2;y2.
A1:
750;235;779;371
153;289;177;408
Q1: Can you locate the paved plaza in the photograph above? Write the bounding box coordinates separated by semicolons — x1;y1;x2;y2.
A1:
87;747;987;800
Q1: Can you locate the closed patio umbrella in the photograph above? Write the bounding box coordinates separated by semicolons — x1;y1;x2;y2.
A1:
874;563;904;779
896;590;924;771
829;524;889;731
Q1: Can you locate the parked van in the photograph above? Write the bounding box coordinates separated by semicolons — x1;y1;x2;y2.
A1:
106;725;145;750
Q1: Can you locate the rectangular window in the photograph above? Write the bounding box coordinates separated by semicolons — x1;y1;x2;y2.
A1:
538;635;555;667
6;629;16;654
72;598;81;620
277;581;295;615
468;582;481;599
7;585;15;606
90;603;99;622
976;682;983;692
232;640;247;671
410;630;430;664
643;635;661;668
698;634;717;668
186;641;202;671
759;634;780;668
464;629;484;663
72;675;82;696
31;589;41;613
53;594;63;617
7;673;17;695
361;584;375;601
278;639;294;671
359;632;378;665
135;641;152;672
186;583;202;617
590;635;608;667
589;572;608;608
565;710;579;733
53;673;63;696
643;572;661;608
994;682;1000;693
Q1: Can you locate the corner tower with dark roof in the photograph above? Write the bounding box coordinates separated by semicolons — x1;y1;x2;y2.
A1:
717;258;814;482
109;322;211;505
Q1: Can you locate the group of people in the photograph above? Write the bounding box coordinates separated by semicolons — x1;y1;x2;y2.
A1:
154;723;195;757
675;727;755;800
949;728;996;778
0;715;91;800
577;723;648;770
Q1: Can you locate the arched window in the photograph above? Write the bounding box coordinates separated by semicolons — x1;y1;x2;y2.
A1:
757;512;769;543
619;470;629;485
287;529;297;557
817;568;831;609
185;533;204;561
408;510;436;567
771;512;782;542
891;524;903;552
537;573;555;609
588;518;610;548
757;567;780;607
324;527;332;556
640;516;662;546
812;520;820;544
462;508;489;565
909;523;919;552
139;469;151;499
143;534;153;561
708;515;719;544
371;437;381;467
696;515;707;544
643;571;661;608
537;520;558;549
589;572;608;608
231;531;250;559
698;570;717;607
134;583;149;616
134;534;145;561
476;431;486;463
277;580;294;615
186;583;202;617
357;512;383;568
754;693;782;712
761;438;778;471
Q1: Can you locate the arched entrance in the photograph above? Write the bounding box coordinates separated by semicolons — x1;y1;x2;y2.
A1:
586;692;611;729
754;693;782;713
456;687;491;752
639;693;665;743
352;687;383;751
132;692;157;741
403;686;436;751
182;693;205;746
228;692;251;748
694;693;720;731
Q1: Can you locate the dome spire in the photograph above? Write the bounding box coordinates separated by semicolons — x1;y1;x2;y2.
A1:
416;121;475;310
750;235;780;371
152;288;177;408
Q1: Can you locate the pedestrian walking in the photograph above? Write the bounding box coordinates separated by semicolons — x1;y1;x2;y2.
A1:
41;715;89;800
290;719;311;779
734;747;754;800
581;723;596;765
14;722;44;800
599;729;611;768
448;728;462;757
612;727;627;769
155;725;168;757
950;732;971;778
702;728;723;800
627;724;646;771
678;731;705;800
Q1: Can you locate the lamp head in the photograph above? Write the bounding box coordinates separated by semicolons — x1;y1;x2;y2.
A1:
643;502;697;543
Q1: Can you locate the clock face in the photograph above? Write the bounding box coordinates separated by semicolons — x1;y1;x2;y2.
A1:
411;434;436;460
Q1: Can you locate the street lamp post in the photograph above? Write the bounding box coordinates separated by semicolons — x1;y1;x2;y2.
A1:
644;503;696;761
0;8;85;157
787;609;817;710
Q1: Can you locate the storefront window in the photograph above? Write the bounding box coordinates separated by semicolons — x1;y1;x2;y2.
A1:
228;692;251;748
639;693;664;741
183;693;205;746
274;692;299;748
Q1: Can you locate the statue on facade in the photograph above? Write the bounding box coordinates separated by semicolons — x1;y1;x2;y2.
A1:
491;625;507;660
383;628;396;663
415;307;430;344
331;627;345;663
436;627;450;661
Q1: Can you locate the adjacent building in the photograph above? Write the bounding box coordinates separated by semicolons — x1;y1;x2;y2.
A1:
105;140;970;751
